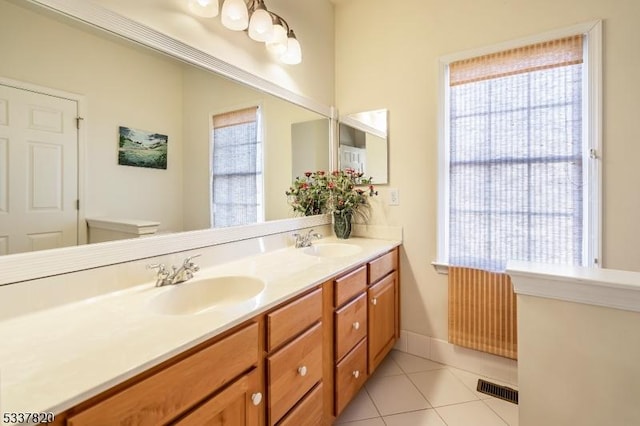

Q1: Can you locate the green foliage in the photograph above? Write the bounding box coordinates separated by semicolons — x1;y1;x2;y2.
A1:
286;169;378;218
118;143;167;169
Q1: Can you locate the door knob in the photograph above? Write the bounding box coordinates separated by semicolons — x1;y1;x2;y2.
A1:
298;366;308;376
372;297;378;305
352;370;360;379
353;321;360;330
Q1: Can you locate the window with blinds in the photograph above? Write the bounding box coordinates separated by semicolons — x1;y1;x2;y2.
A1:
211;106;263;228
445;35;590;272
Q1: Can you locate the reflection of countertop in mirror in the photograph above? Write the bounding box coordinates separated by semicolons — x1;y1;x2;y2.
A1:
0;237;400;417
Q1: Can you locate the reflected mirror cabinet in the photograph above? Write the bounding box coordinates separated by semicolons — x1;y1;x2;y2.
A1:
338;109;389;185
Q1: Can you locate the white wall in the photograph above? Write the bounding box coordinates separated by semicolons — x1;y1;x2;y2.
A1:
365;132;387;184
94;0;335;107
0;0;184;234
518;295;640;425
291;119;331;182
334;0;640;342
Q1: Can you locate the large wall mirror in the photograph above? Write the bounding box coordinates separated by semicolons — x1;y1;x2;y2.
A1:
0;0;331;257
338;109;388;184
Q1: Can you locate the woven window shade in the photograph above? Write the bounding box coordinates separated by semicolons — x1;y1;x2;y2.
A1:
448;35;584;272
211;107;260;228
212;106;257;128
450;35;583;86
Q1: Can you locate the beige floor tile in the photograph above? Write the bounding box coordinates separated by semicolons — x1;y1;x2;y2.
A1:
408;369;478;407
447;367;492;400
383;408;447;426
335;388;380;424
336;418;385;426
436;401;508;426
390;350;446;374
371;353;404;377
484;398;519;426
365;373;431;416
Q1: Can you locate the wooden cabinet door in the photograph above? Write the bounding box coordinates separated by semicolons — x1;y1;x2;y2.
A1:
174;369;263;426
367;272;397;373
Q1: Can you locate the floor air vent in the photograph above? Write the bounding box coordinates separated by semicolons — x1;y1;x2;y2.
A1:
477;379;519;404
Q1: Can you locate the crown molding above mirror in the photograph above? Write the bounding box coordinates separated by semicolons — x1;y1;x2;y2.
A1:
0;0;335;286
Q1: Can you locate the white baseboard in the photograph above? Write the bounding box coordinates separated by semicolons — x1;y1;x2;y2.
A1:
395;330;518;386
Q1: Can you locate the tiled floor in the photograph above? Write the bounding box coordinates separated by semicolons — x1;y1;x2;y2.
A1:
335;350;518;426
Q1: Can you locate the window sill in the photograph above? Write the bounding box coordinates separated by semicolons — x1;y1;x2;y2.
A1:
432;261;449;275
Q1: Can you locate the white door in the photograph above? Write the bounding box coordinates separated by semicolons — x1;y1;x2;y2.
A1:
339;145;366;174
0;84;78;255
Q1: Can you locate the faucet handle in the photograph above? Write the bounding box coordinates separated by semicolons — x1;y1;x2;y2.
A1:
147;263;170;287
147;263;168;274
183;254;201;265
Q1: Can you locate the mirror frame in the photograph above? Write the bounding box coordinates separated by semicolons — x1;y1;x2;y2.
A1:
0;0;335;286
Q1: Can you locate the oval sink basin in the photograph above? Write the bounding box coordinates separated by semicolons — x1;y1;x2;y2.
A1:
149;275;266;315
303;243;362;258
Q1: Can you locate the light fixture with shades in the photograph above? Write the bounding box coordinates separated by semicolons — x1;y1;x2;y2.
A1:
188;0;220;18
220;0;248;30
247;0;273;42
189;0;302;65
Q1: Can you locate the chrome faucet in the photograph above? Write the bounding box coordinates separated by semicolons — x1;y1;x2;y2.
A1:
292;229;322;248
147;254;201;287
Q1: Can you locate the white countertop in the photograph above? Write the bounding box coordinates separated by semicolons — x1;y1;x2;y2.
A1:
0;237;399;419
507;260;640;313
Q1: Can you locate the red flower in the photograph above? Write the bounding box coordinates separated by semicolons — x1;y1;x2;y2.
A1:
328;182;335;189
304;171;312;177
317;170;326;176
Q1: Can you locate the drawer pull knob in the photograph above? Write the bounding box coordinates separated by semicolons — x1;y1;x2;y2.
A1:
251;392;263;406
298;366;308;377
352;370;360;379
372;297;378;305
353;321;360;330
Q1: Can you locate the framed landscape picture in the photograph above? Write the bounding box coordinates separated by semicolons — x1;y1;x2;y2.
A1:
118;126;168;169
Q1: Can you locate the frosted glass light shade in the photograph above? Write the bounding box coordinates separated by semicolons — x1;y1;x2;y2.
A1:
188;0;219;17
266;23;287;55
281;33;302;65
221;0;248;31
248;8;273;42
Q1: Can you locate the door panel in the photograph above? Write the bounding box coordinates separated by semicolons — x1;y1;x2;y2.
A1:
0;83;78;254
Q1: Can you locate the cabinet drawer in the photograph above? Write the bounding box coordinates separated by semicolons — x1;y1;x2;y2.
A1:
68;323;259;426
277;383;323;426
335;292;367;362
334;265;367;307
335;338;367;416
368;249;398;284
268;323;323;425
267;287;322;352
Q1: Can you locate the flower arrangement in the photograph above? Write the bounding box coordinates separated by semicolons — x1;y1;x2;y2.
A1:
285;170;330;216
286;169;378;238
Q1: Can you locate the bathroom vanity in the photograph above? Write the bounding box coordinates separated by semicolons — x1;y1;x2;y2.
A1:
0;237;400;425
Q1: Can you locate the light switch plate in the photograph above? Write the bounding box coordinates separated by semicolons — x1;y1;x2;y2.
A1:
389;188;400;206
